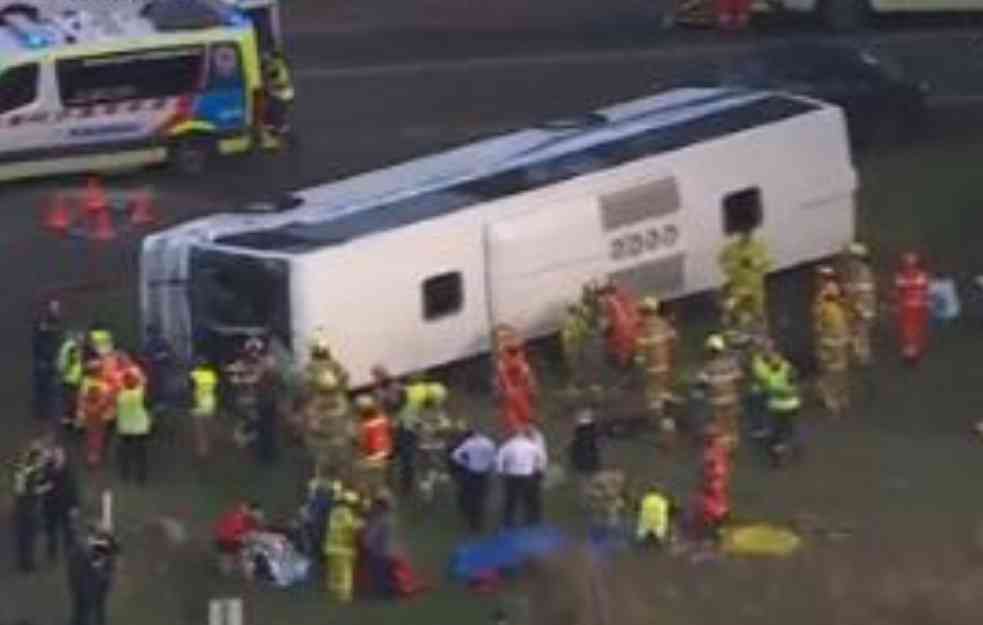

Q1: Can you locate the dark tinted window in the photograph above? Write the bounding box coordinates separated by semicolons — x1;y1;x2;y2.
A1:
423;272;463;321
723;187;762;234
0;63;39;114
57;46;205;105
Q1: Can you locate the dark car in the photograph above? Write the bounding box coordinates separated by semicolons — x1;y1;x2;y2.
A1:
714;43;929;148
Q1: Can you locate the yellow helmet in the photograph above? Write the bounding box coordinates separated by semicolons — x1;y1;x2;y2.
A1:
426;383;448;405
341;490;360;505
640;296;660;313
315;370;338;392
706;334;726;352
848;242;868;257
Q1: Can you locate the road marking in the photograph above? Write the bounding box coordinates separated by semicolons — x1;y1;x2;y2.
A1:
293;31;981;80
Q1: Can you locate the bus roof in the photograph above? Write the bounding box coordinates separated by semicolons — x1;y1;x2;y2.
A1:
212;89;822;255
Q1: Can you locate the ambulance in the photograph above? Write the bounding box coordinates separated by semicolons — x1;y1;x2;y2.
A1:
141;88;858;386
0;0;274;182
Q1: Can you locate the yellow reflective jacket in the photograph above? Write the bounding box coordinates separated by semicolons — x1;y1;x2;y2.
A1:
637;491;669;541
324;505;362;557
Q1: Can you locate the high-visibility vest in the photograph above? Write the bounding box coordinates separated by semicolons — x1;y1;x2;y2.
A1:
323;505;361;557
57;337;82;386
637;491;670;541
190;366;219;417
761;360;801;413
117;386;150;436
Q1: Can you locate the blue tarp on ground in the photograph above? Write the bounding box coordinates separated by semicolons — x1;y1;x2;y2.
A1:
448;526;571;583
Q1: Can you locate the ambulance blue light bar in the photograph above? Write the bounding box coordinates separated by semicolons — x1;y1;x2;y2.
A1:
4;14;53;48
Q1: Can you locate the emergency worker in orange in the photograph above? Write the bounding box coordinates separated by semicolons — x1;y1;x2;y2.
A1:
78;359;113;467
597;280;642;368
495;331;538;432
356;396;393;493
894;252;930;364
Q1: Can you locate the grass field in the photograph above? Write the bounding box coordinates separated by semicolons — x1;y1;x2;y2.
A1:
4;104;983;625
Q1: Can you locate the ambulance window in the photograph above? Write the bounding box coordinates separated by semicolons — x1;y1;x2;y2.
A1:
0;63;39;114
722;187;762;234
423;272;463;321
57;47;205;106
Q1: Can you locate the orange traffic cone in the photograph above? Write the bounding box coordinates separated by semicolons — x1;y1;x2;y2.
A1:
44;192;74;233
128;189;157;225
89;205;116;241
83;176;108;216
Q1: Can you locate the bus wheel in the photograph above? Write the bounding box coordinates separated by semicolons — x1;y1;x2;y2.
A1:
170;136;214;176
819;0;869;31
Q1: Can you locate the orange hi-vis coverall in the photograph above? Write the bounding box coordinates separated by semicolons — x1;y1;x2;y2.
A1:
601;286;641;367
496;349;538;432
895;266;929;361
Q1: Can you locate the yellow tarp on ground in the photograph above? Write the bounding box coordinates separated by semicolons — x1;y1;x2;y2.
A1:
720;523;802;557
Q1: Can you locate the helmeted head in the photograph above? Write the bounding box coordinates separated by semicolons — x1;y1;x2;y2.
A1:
847;242;868;258
706;334;726;353
816;265;836;279
355;395;376;415
341;490;360;506
639;296;660;315
122;370;140;390
310;331;331;360
902;252;920;268
425;383;447;407
244;337;265;358
84;358;102;375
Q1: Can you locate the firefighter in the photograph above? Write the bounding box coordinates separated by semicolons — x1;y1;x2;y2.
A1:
840;242;878;366
719;231;773;325
597;279;642;368
189;357;219;459
560;302;592;389
260;50;295;151
416;383;453;502
78;359;113;467
495;333;538;432
356;396;393;494
323;490;363;604
894;252;930;364
814;283;851;417
721;286;768;362
57;331;83;428
698;334;744;450
813;265;840;320
303;369;355;484
692;425;731;540
583;469;628;543
634;296;678;430
226;338;264;447
306;332;350;394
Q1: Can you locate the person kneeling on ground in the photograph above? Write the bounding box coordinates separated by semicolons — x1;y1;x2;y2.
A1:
214;501;264;576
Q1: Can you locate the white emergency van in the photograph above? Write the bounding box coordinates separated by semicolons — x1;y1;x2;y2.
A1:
0;0;265;182
141;87;857;387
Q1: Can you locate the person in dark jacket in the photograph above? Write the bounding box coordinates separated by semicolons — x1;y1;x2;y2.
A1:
254;356;283;465
12;443;47;573
569;409;602;477
41;445;79;563
68;523;119;625
32;299;63;421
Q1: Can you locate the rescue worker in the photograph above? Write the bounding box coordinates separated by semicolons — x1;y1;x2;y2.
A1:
254;353;284;465
721;286;768;361
57;331;84;428
116;370;151;484
583;469;628;544
698;334;744;450
813;265;840;321
718;231;773;325
416;383;453;502
840;242;878;366
260;49;295;150
189;357;219;459
814;283;851;417
302;370;355;484
634;296;679;433
78;359;113;467
560;302;592;389
40;445;79;563
495;333;538;432
356;396;393;494
752;342;802;466
597;279;642;368
391;378;423;496
32;299;62;421
894;252;930;364
12;443;47;572
226;338;264;447
323;490;363;604
636;483;671;547
68;522;119;625
692;425;731;541
306;332;350;393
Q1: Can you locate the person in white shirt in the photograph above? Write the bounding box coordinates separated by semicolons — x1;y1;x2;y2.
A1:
496;428;547;528
450;426;496;532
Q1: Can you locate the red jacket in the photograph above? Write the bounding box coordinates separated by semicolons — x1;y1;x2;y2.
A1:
215;508;258;546
895;267;929;309
602;287;641;365
361;415;393;462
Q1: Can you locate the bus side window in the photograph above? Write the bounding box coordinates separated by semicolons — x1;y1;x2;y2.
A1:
422;272;463;321
0;63;39;114
722;187;762;235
